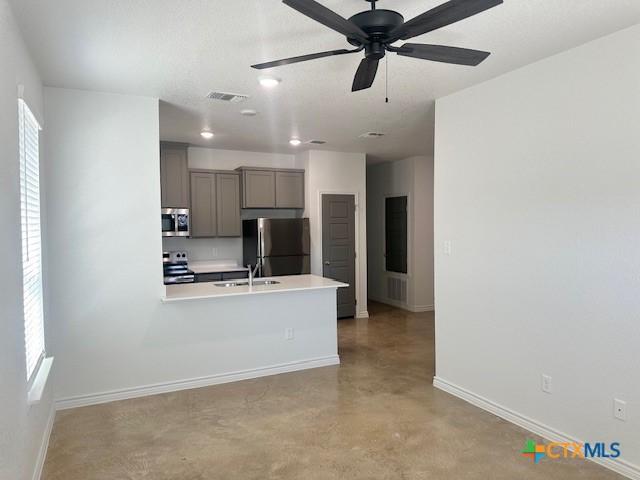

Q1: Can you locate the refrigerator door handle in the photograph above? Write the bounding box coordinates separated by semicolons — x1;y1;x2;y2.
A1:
258;228;264;278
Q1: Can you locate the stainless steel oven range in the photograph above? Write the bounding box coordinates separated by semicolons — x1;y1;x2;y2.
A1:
163;251;194;284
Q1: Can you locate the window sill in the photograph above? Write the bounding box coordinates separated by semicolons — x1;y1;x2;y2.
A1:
27;357;54;406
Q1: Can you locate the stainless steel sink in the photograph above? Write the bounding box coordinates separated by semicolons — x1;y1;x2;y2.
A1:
252;280;281;286
215;282;249;288
214;280;280;288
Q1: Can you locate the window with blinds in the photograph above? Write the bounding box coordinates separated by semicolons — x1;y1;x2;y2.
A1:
19;98;45;382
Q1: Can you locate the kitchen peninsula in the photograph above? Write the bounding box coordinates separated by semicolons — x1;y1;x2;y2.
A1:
160;274;348;384
163;274;346;301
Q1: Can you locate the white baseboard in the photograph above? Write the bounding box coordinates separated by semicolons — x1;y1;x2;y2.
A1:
409;304;434;313
56;355;340;411
32;403;55;480
369;296;434;314
433;376;640;480
368;295;407;310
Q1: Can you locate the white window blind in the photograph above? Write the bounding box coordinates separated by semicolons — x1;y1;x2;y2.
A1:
19;98;45;381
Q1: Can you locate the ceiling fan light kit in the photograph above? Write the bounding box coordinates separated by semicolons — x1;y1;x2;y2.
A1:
252;0;503;92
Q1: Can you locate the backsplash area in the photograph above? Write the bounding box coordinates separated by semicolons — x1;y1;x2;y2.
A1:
163;209;303;263
163;237;242;262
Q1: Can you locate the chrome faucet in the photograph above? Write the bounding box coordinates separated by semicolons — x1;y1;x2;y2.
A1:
247;263;260;287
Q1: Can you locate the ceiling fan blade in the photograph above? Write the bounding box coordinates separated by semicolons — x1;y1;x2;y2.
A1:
397;43;490;66
389;0;503;42
283;0;369;44
252;48;360;69
352;57;379;92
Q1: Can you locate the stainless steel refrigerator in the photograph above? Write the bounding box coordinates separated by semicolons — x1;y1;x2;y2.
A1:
243;218;310;277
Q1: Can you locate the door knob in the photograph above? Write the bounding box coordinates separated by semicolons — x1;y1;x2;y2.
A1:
324;261;331;265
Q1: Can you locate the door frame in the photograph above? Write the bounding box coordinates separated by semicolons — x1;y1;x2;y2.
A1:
318;191;364;318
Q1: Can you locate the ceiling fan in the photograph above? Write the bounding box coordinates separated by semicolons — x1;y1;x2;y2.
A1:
252;0;503;92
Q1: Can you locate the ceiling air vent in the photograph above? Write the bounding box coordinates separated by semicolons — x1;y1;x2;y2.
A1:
307;140;327;145
206;91;250;103
359;132;385;138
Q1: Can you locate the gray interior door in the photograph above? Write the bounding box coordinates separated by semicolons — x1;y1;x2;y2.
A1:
322;194;356;318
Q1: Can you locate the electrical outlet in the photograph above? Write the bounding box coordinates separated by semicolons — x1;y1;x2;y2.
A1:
614;399;627;422
444;240;452;256
285;328;294;340
541;374;552;394
211;247;218;257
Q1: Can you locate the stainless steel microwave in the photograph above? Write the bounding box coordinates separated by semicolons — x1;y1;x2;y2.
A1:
162;208;190;237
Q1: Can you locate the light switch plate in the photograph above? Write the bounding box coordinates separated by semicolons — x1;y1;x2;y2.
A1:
444;240;452;256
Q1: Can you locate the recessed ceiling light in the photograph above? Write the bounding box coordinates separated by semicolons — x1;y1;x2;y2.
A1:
200;131;215;139
289;138;302;147
240;109;258;117
259;76;281;88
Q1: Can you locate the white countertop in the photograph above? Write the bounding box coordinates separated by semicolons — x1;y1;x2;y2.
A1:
188;260;249;274
163;274;348;302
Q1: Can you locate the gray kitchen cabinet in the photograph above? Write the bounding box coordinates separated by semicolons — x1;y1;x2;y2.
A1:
275;171;305;208
194;273;223;283
194;271;248;283
190;171;241;238
160;143;189;208
190;172;217;237
241;169;276;208
216;173;241;236
238;167;305;209
222;271;249;281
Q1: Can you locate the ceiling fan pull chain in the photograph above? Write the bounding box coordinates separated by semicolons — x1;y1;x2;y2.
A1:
385;54;389;104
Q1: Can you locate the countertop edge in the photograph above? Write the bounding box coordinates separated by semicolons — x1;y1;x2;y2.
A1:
162;282;348;303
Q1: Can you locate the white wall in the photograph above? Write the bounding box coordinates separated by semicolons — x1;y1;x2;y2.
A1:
0;2;54;479
43;88;342;404
367;156;434;312
43;88;163;400
188;147;299;171
301;150;368;318
435;23;640;472
412;157;434;311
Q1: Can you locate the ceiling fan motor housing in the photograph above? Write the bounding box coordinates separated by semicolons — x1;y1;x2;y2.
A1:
347;9;404;48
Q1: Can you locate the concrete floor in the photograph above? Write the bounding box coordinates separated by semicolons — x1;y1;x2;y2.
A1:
43;303;620;479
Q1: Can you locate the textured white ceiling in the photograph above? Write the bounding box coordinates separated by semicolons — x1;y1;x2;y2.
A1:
9;0;640;163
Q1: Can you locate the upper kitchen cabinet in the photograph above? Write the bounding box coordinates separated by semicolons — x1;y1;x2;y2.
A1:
190;171;241;238
216;173;241;236
240;168;276;208
275;171;305;208
238;167;305;209
160;142;189;208
190;172;217;237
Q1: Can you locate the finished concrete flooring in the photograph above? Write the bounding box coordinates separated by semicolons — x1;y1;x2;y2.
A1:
43;303;620;479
